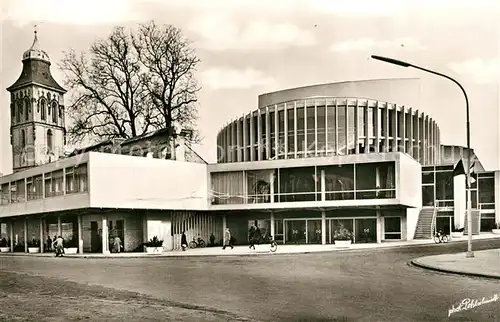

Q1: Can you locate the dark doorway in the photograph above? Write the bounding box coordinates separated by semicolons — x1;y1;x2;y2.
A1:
90;221;100;253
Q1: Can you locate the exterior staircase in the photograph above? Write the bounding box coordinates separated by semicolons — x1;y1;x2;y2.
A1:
414;207;436;239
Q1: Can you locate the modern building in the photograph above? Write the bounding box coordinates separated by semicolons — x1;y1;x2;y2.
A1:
0;34;499;254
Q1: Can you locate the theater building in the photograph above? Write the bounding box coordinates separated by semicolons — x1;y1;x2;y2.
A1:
0;34;499;254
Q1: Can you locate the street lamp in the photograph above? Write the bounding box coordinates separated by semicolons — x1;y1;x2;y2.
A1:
371;55;474;258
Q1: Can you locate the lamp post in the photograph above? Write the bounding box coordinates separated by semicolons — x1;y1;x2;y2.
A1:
371;55;474;258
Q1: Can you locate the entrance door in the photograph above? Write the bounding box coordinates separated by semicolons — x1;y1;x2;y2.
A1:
285;220;306;244
116;220;124;249
90;221;100;253
306;220;322;244
436;216;452;234
354;218;377;243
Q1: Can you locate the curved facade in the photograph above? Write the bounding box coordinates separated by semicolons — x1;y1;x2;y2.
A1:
217;79;441;166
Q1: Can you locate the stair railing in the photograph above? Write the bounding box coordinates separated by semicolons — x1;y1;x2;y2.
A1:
430;202;438;237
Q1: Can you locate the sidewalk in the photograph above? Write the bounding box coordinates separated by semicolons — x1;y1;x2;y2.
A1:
412;248;500;279
0;233;497;258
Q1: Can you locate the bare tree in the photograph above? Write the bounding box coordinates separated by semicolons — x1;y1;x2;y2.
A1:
133;21;201;142
60;22;201;144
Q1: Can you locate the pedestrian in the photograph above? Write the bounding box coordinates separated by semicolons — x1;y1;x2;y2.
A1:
52;236;64;257
222;228;233;250
248;225;256;250
181;231;188;251
113;235;122;253
209;233;215;246
46;236;52;251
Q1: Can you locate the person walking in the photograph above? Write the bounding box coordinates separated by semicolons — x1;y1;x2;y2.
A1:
222;228;233;250
181;231;188;251
112;235;122;253
248;224;256;250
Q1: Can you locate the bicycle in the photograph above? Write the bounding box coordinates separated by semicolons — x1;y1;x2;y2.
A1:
189;237;206;249
433;230;449;244
269;236;278;253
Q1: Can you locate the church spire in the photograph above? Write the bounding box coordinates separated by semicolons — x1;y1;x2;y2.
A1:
22;24;49;62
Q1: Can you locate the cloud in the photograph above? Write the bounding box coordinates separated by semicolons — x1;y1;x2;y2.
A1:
2;0;143;26
188;12;316;51
330;37;427;53
307;0;497;15
448;58;500;84
201;67;275;90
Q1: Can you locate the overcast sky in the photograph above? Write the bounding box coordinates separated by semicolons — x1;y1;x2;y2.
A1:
1;0;499;174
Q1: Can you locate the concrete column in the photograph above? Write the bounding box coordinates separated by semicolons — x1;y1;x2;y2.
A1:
270;171;275;203
57;215;61;236
293;101;298;158
102;215;109;254
270;212;275;239
10;219;14;252
24;217;28;253
321;211;326;245
40;217;44;253
284;103;288;158
376;210;382;244
142;213;148;244
78;215;83;254
321;169;326;201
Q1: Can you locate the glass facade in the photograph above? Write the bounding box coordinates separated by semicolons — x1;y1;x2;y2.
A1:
210;162;396;205
0;163;89;205
218;98;439;165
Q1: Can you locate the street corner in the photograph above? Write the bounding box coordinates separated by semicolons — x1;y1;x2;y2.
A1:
411;249;500;280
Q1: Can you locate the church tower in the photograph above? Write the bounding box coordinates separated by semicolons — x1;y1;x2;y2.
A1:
7;29;67;172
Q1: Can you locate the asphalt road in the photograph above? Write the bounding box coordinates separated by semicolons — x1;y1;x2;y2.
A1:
1;239;500;321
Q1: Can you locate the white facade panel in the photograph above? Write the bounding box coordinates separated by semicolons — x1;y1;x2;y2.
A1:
88;152;209;211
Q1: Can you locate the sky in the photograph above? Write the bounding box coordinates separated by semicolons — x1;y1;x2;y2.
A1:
1;0;499;175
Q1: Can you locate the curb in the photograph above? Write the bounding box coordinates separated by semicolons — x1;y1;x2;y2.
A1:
0;237;497;259
410;258;500;280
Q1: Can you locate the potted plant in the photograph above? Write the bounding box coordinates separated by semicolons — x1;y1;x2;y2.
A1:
492;222;500;235
64;237;79;254
27;239;40;253
451;224;463;238
0;238;10;252
144;236;164;254
333;223;353;247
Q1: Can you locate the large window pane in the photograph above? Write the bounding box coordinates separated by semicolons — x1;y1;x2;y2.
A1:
306;106;315;155
287;105;295;157
337;106;346;155
435;171;453;200
296;104;305;157
326;103;336;154
356;162;395;199
316;104;326;156
269;111;276;159
279;167;316;202
358;107;365;137
211;172;244;205
422;172;434;184
347;106;355;154
278;108;285;159
246;170;272;203
323;164;354;200
478;177;495;204
422;185;435;206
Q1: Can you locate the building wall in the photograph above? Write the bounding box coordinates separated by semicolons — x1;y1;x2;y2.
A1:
258;78;422;108
217;79;440;166
88;152;209;211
